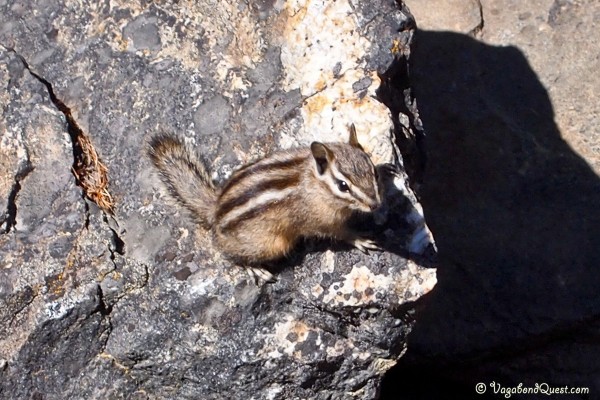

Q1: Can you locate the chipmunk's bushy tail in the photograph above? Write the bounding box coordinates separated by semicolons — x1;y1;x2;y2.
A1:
147;134;217;229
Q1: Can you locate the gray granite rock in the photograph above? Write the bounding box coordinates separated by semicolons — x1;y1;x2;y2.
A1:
405;0;483;34
0;1;435;399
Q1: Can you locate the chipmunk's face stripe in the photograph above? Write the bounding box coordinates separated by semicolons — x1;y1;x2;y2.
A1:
218;187;296;231
221;155;305;198
348;165;380;207
321;163;380;212
216;175;301;219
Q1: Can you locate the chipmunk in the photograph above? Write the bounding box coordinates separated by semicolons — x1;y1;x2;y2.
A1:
148;125;381;278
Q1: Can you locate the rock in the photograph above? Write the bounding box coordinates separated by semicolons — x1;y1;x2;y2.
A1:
480;0;600;176
404;0;483;34
382;0;600;398
0;0;435;399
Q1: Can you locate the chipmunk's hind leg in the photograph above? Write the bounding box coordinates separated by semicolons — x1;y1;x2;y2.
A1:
215;228;296;283
247;267;276;283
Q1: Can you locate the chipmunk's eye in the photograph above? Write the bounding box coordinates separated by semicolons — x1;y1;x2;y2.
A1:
337;180;350;193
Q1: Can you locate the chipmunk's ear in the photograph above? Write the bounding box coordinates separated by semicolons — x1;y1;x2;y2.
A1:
310;142;335;175
348;123;364;150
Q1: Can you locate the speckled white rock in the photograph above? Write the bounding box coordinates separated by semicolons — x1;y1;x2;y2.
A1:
279;0;395;163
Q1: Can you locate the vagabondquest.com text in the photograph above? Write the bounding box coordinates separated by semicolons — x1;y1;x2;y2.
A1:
475;381;590;398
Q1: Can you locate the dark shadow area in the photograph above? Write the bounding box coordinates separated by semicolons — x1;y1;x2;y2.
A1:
380;30;600;398
377;53;427;186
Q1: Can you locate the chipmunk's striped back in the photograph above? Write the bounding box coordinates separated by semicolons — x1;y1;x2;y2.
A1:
215;150;310;233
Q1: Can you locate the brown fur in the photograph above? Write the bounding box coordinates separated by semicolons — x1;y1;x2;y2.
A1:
147;128;381;265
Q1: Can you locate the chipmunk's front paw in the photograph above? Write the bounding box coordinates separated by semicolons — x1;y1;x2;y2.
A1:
351;238;381;254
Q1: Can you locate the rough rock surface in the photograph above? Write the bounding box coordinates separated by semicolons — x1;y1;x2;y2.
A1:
382;0;600;398
0;1;436;399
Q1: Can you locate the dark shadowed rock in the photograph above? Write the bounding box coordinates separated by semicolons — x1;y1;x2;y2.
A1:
382;0;600;398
